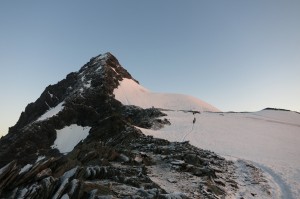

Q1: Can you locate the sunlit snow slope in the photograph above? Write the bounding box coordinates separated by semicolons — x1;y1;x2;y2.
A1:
139;110;300;199
113;78;300;198
114;79;300;198
114;78;220;112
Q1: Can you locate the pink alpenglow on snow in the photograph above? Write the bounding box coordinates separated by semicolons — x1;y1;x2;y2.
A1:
113;78;220;112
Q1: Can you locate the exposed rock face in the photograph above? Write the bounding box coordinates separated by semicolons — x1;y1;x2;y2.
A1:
0;52;256;198
0;53;130;167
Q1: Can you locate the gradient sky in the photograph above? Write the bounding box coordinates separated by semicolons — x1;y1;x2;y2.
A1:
0;0;299;136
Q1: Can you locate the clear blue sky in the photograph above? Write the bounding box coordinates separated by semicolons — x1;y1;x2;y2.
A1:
1;1;299;135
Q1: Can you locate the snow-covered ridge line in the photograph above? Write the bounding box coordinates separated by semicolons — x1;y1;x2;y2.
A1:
113;78;220;112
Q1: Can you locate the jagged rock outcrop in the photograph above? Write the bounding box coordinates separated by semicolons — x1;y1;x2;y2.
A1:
0;133;238;198
1;53;129;166
0;52;243;198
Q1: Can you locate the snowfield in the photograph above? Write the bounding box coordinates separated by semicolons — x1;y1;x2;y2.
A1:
138;110;300;198
114;78;220;112
51;124;91;153
114;79;300;199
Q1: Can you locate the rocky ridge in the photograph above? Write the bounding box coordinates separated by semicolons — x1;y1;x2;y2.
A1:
0;53;270;198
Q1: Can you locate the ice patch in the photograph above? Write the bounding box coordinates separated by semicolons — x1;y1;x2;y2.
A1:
51;124;91;153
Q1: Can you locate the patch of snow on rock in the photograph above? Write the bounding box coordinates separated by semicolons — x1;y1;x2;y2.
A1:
48;91;53;98
61;167;78;181
18;188;28;198
60;194;69;199
19;164;32;174
35;156;46;163
37;102;64;121
96;66;102;72
96;53;109;60
84;80;91;88
51;124;91;153
112;67;118;74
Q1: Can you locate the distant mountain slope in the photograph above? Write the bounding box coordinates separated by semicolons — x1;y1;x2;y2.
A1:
114;78;220;112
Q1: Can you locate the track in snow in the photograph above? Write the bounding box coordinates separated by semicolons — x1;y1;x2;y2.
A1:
181;116;196;142
138;109;300;198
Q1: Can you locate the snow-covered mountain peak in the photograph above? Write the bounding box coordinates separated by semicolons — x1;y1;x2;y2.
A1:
75;53;220;112
9;52;219;135
92;52;111;60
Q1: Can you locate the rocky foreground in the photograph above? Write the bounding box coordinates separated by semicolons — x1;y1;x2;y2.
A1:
0;121;238;199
